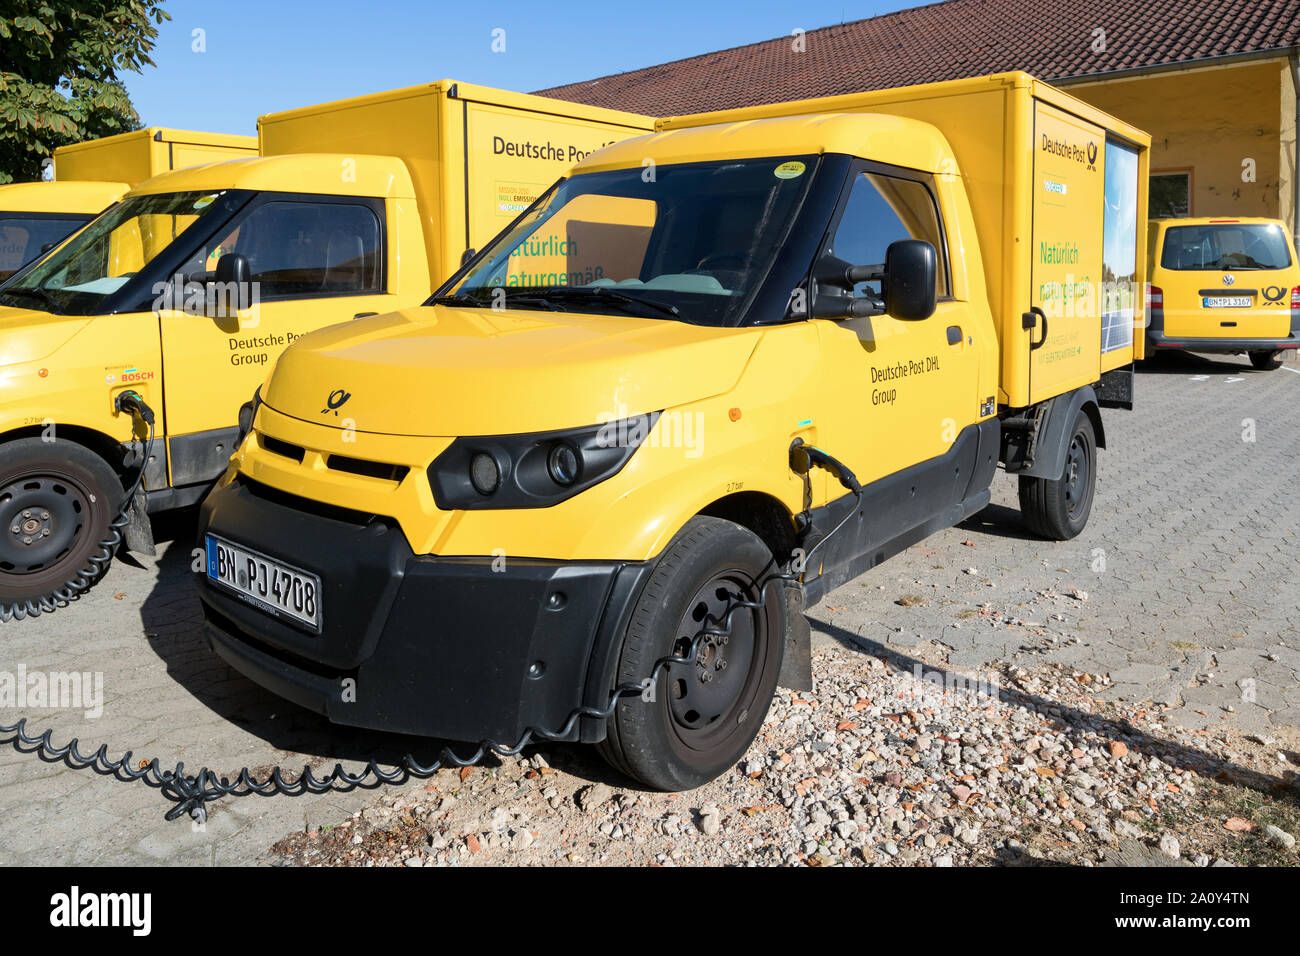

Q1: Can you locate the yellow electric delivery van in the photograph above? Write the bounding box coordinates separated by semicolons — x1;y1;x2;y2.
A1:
193;72;1149;791
1145;216;1300;369
1;128;258;282
0;83;652;611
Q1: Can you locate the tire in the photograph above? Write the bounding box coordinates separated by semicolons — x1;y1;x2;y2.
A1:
0;438;124;606
1248;350;1283;371
1018;411;1096;541
597;516;786;791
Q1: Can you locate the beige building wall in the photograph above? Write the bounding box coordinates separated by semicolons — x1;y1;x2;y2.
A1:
1063;58;1296;240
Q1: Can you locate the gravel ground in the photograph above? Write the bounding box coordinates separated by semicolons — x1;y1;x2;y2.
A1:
265;635;1300;868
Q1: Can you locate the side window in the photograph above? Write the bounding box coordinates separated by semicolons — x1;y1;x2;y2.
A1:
827;172;948;299
182;200;383;298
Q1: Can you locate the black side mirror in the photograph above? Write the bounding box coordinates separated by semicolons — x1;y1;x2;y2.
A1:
460;248;477;267
215;252;251;286
211;252;252;317
883;239;937;320
40;241;57;254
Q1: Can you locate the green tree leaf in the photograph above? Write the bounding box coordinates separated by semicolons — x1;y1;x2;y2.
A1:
0;1;171;183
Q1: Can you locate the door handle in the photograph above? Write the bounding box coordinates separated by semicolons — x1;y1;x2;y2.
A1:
353;312;378;320
946;325;962;345
1022;307;1048;350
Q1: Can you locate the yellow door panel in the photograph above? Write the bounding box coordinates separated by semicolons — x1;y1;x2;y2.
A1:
158;195;400;450
1028;103;1105;401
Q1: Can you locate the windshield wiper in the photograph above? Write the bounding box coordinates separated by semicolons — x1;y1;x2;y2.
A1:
537;286;681;319
429;292;489;308
502;293;564;311
1;286;63;315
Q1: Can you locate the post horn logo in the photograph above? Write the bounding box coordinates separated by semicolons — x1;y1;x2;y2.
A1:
323;388;352;415
1087;141;1098;165
1263;285;1286;302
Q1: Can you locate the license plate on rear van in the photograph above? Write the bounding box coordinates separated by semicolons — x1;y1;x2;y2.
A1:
206;534;321;630
1202;296;1252;308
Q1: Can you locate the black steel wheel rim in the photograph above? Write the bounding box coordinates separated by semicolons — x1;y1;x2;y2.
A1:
666;570;766;752
1063;432;1092;521
0;474;90;575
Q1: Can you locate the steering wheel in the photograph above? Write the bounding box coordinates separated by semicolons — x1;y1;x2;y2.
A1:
696;252;760;273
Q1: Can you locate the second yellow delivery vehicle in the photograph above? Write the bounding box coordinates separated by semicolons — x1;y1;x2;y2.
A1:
195;73;1148;790
1145;216;1300;369
0;83;650;610
0;128;259;282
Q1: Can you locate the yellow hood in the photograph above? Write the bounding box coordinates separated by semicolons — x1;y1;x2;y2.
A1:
0;306;89;367
263;305;763;437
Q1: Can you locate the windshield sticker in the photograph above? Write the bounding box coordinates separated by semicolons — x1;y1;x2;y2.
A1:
193;195;216;210
774;161;806;180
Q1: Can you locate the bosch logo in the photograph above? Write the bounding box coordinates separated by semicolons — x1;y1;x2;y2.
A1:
322;389;351;415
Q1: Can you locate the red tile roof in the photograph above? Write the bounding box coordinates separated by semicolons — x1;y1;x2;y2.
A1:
535;0;1300;115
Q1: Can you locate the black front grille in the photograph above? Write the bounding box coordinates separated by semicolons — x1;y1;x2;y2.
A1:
261;435;305;463
326;454;410;483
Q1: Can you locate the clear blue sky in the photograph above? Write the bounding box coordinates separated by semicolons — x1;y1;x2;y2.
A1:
126;0;914;135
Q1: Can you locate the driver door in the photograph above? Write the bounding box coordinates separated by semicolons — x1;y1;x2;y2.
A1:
156;194;397;488
810;165;982;563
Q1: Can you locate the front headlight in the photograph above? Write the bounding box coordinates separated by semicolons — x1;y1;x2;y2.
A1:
427;411;661;510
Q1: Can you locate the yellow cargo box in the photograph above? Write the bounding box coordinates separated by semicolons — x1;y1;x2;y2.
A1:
53;128;259;187
656;72;1152;408
257;80;654;285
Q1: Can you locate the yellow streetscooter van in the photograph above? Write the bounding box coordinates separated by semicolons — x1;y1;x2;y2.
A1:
194;73;1149;791
1145;217;1300;369
0;84;651;612
0;181;127;283
0;128;259;282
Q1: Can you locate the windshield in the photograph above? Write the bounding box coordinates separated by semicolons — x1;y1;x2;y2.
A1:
0;214;92;283
1160;223;1293;271
445;155;818;326
0;190;238;315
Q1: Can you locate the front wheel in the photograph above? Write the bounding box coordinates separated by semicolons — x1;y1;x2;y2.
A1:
597;516;785;791
1018;410;1096;541
1249;349;1284;371
0;438;123;608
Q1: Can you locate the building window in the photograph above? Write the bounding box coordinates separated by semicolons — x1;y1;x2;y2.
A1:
1150;171;1192;218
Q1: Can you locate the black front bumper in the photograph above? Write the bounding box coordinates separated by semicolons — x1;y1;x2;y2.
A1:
197;478;650;744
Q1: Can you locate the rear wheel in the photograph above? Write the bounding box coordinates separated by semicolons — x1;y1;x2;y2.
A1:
597;516;785;791
1248;349;1284;371
1018;411;1096;541
0;439;123;607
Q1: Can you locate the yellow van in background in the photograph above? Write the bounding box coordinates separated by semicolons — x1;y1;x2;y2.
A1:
0;181;127;283
1145;217;1300;369
0;129;259;283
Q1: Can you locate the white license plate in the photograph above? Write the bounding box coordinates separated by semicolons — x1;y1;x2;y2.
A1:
206;534;321;630
1202;296;1252;308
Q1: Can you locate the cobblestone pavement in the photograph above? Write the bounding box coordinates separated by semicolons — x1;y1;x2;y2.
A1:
810;350;1300;737
0;350;1296;865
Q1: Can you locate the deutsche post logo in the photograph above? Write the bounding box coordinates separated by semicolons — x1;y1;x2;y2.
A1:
1263;285;1286;302
1087;142;1098;165
322;389;351;415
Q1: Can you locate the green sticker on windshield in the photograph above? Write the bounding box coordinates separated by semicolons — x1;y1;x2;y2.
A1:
774;161;806;180
193;195;216;210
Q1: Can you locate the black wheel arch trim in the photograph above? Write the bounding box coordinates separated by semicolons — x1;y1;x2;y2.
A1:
1016;386;1104;480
